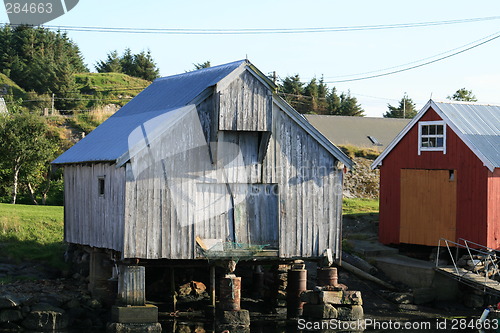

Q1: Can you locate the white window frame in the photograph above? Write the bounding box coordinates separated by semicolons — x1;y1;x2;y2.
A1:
418;121;446;155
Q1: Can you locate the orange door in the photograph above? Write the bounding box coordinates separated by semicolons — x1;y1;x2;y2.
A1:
400;169;457;246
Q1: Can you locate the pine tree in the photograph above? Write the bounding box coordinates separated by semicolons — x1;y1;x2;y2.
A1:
120;48;135;76
193;61;211;70
304;78;319;113
447;88;477;102
317;77;329;114
95;50;122;73
0;25;87;110
132;50;160;81
96;48;160;81
326;87;341;115
280;75;306;113
338;91;364;116
384;95;417;118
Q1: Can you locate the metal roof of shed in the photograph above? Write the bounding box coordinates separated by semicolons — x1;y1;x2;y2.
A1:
53;60;246;164
53;60;352;168
372;100;500;171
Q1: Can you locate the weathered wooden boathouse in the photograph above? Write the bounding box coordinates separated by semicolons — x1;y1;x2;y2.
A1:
53;61;353;324
54;59;352;262
372;100;500;248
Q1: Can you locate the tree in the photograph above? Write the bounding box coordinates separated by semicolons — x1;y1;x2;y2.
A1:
95;48;160;81
278;73;365;116
384;95;417;118
317;77;329;113
338;91;365;116
304;78;319;112
131;50;160;81
326;87;341;115
193;61;211;70
0;25;87;110
95;50;122;73
279;74;306;113
119;48;135;75
447;88;477;102
0;112;59;204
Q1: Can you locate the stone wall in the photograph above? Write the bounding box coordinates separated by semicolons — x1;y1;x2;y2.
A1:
343;157;379;199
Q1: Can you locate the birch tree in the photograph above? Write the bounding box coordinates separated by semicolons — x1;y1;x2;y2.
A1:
0;113;58;204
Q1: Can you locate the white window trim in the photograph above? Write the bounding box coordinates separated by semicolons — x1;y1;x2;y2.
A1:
418;121;446;155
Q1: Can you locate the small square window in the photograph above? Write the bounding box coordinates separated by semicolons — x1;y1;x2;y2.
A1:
419;121;446;155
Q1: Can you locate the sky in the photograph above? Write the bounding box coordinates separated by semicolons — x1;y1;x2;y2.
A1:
1;0;500;117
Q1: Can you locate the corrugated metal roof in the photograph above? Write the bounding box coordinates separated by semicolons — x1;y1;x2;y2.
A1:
435;101;500;169
53;60;246;164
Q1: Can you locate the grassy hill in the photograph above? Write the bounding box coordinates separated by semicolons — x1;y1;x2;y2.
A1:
67;73;152;133
0;73;26;99
74;72;151;108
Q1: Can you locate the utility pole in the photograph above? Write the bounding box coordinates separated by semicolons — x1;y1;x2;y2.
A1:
403;92;406;119
51;93;55;115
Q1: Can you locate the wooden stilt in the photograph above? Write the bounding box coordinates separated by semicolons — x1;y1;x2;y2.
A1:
210;265;216;309
170;267;177;312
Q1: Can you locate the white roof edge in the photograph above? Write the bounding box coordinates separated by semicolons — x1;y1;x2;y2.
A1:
273;95;353;169
371;99;497;172
371;100;432;170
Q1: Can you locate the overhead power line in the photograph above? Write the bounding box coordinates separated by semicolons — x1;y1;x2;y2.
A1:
323;30;500;83
2;16;500;35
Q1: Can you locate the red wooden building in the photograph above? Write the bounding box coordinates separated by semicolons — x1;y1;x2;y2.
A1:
372;100;500;248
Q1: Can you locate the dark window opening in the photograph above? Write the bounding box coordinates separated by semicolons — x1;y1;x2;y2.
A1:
449;170;455;181
98;177;105;197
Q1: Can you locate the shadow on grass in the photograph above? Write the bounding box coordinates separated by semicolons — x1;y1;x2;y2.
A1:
0;238;68;270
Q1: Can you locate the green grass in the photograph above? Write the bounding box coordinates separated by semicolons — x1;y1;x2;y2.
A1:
0;203;65;269
0;73;26;99
74;72;150;107
339;144;380;160
68;72;152;132
342;198;379;215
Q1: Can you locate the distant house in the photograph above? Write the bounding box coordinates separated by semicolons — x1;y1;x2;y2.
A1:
53;60;352;262
372;100;500;248
305;115;411;151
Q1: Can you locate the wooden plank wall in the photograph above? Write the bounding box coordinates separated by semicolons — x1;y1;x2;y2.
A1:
64;163;125;251
265;103;343;259
122;70;343;260
123;99;231;259
232;184;279;247
218;70;272;132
